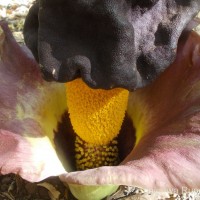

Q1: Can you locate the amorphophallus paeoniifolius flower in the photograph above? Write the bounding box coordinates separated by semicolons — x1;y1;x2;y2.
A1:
2;20;200;199
1;1;200;199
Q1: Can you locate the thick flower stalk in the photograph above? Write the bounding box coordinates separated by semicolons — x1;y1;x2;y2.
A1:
66;79;129;170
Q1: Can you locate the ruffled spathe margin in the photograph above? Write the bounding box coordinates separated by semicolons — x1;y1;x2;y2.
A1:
0;21;66;182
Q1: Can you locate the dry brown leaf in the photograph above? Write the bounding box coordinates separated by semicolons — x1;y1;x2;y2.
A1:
0;192;14;200
37;182;61;200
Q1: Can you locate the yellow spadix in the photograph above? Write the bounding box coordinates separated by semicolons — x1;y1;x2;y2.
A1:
66;79;129;169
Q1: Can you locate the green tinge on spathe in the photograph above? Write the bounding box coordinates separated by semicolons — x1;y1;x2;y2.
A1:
68;184;119;200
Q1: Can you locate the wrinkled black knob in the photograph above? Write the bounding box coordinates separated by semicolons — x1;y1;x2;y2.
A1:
23;0;200;91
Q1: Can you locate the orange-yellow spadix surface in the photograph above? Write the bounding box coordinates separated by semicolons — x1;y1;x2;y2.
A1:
66;79;129;145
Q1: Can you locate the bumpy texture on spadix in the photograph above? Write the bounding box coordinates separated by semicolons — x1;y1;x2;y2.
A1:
66;79;129;145
75;136;119;170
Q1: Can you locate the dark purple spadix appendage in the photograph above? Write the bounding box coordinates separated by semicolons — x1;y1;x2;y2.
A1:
23;0;200;90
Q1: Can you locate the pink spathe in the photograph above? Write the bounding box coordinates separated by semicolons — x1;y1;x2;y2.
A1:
1;20;200;192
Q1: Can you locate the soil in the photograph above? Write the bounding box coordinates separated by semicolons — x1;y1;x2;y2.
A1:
0;174;73;200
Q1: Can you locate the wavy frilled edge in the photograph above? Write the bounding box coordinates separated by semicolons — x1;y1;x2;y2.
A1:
1;20;200;199
0;21;67;182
